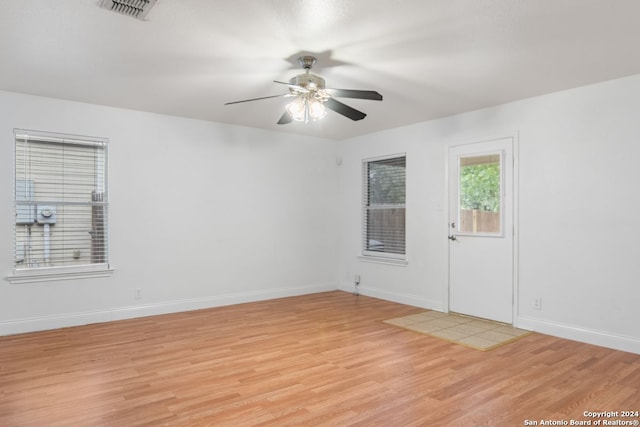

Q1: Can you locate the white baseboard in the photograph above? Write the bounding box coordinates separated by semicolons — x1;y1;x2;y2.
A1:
518;316;640;355
337;283;640;355
6;283;637;356
0;282;338;336
338;282;445;312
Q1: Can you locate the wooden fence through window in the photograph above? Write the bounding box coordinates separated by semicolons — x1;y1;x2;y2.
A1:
460;209;500;233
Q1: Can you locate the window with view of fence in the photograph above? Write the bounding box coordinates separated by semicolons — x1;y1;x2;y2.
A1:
458;153;501;234
362;155;406;258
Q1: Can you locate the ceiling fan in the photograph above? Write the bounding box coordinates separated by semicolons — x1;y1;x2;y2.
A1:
225;56;383;125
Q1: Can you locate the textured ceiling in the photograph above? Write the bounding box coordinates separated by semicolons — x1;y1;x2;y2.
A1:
2;0;640;140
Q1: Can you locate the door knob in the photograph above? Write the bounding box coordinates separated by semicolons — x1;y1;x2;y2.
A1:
448;235;457;241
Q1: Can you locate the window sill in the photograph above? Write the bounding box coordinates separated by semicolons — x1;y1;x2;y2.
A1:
358;255;408;267
5;266;114;284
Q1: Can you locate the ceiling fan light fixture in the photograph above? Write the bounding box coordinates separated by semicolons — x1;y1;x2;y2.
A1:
286;96;327;123
285;97;306;121
308;99;327;121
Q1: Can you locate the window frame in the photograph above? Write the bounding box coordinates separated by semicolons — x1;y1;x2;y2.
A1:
6;129;113;284
361;153;407;262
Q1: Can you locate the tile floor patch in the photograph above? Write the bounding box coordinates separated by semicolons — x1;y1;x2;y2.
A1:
383;311;533;351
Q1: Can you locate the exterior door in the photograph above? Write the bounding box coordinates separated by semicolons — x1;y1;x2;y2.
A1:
448;137;514;324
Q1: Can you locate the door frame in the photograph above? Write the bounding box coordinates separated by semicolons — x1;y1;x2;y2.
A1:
444;132;520;327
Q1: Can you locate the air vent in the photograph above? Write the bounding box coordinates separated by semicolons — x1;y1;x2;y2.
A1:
99;0;158;20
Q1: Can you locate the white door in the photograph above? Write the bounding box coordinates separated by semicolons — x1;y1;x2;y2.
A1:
448;137;514;324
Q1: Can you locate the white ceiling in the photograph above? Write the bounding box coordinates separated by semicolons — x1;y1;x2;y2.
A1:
2;0;640;140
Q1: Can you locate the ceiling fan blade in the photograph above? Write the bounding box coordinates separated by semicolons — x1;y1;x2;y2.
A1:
324;98;367;121
224;94;289;105
327;89;383;101
277;110;293;125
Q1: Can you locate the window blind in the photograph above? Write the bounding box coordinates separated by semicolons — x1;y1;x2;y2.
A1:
13;130;109;271
362;155;406;257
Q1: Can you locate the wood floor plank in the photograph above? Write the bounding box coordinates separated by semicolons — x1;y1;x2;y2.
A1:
1;291;639;426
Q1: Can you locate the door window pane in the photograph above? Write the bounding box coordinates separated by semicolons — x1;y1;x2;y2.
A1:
458;154;501;234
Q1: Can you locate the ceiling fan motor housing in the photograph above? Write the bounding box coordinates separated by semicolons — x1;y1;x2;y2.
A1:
288;73;326;94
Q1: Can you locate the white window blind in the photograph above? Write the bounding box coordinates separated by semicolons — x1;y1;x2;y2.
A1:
13;130;109;275
362;155;406;258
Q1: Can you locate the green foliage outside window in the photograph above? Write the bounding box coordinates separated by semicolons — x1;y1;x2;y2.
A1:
368;159;406;205
460;163;500;212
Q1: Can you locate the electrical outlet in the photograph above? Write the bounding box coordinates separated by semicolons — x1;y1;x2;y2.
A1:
533;297;542;310
135;288;142;300
354;274;361;286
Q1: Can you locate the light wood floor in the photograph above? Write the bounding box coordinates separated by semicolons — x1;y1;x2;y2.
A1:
1;291;638;426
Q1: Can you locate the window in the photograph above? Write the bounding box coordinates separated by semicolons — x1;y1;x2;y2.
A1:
362;154;406;259
457;153;502;234
10;129;110;283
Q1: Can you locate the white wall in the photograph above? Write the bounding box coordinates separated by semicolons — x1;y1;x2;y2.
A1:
0;91;339;334
3;73;640;355
338;74;640;354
